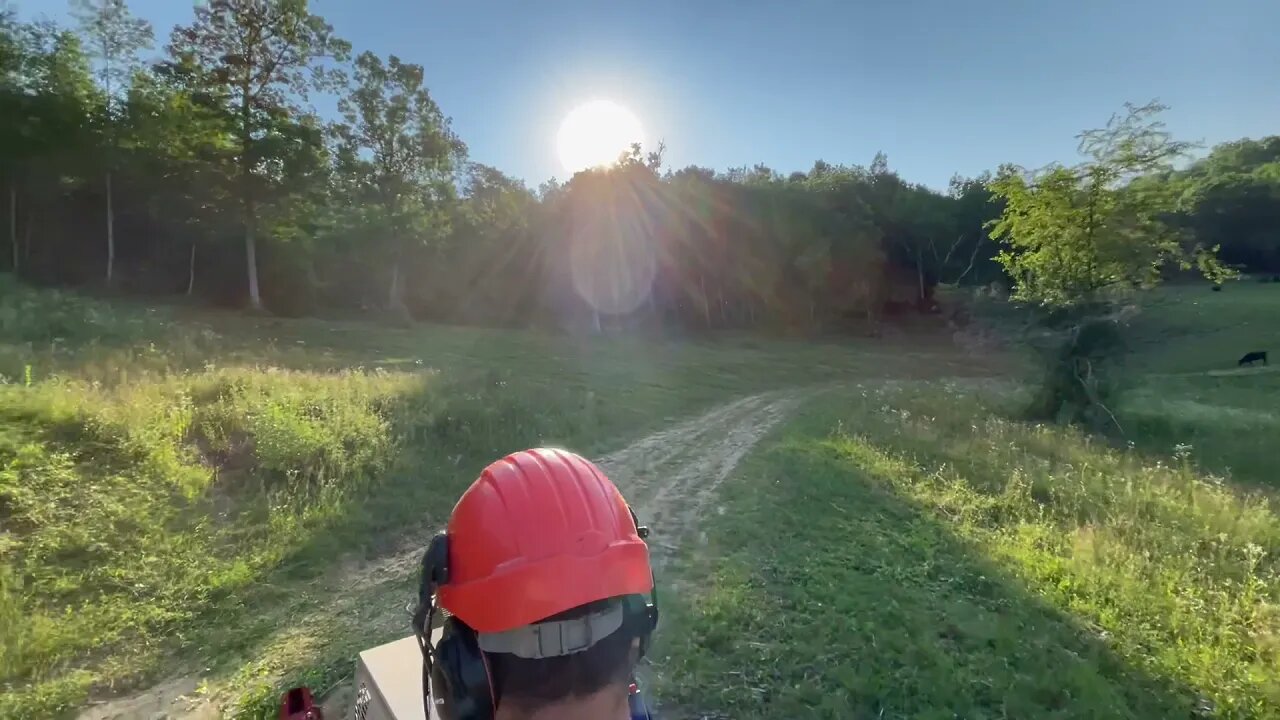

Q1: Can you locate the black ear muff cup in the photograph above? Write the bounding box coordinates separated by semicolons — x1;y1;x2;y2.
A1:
430;619;495;720
620;593;659;661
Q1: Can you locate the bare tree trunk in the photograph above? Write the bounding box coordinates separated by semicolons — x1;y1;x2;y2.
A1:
306;258;321;308
8;183;15;273
388;261;402;311
953;236;982;285
245;204;262;310
24;212;32;261
240;84;262;311
103;36;119;288
105;171;115;286
187;243;197;296
147;195;161;261
387;245;413;323
699;274;711;327
916;245;925;304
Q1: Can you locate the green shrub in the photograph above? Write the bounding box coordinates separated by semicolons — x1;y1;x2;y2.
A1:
0;276;169;345
1026;310;1128;429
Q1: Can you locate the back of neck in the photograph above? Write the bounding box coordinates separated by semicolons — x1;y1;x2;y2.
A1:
493;686;628;720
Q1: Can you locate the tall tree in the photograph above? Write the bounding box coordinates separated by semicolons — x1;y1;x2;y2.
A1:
3;23;100;276
988;102;1233;427
169;0;347;310
337;51;463;313
0;9;23;272
122;65;237;296
989;101;1229;307
72;0;152;286
1171;137;1280;274
940;174;1002;286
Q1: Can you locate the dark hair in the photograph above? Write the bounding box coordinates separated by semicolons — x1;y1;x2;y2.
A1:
486;598;638;710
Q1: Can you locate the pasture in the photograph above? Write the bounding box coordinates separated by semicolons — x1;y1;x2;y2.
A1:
1;278;1277;719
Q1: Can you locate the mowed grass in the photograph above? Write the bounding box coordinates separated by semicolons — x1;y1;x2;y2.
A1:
6;277;1276;719
1118;373;1280;492
654;382;1280;719
0;278;999;719
1124;282;1280;375
1118;282;1280;491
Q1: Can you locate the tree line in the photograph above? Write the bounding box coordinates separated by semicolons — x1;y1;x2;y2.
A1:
3;1;1277;333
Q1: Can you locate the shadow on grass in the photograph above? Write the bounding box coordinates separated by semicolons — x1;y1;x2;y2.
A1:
655;423;1204;718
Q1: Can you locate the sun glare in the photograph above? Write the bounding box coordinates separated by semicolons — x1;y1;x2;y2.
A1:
557;100;645;174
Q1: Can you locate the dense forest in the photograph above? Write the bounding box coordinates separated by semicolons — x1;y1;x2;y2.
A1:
3;1;1278;332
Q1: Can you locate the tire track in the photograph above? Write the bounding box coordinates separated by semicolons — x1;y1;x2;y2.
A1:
598;392;801;570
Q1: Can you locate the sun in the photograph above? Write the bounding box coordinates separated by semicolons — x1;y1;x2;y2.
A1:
557;100;645;174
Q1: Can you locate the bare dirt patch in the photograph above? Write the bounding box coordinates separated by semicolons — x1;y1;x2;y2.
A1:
76;678;217;720
598;391;803;571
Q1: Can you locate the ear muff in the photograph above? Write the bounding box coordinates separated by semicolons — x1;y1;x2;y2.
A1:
621;593;659;660
415;534;497;720
625;506;661;660
430;619;495;720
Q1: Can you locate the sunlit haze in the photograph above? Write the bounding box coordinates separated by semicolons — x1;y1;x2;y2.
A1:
557;100;645;174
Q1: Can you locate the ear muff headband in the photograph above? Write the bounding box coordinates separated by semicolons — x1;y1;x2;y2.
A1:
417;506;659;720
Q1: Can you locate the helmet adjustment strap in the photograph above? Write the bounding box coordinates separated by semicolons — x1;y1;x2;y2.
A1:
477;601;624;658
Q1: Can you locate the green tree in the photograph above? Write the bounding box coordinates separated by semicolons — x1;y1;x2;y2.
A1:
336;50;463;313
1172;137;1280;274
988;102;1231;427
434;163;539;322
989;101;1230;307
940;173;1002;287
121;66;237;295
3;22;100;276
169;0;348;310
71;0;153;285
254;109;332;313
0;8;24;271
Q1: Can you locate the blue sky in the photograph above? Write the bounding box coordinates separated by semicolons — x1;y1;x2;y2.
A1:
23;0;1280;190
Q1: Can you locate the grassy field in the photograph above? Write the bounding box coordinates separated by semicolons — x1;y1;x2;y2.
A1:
0;277;997;719
3;277;1278;719
1123;282;1280;375
652;282;1280;719
1118;283;1280;492
652;382;1279;719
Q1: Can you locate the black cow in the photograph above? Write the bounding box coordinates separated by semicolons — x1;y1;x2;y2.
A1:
1238;351;1268;367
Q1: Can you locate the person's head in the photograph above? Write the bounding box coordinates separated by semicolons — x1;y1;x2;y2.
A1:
414;448;658;720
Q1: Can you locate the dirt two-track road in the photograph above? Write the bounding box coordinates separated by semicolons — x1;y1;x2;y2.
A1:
78;390;804;720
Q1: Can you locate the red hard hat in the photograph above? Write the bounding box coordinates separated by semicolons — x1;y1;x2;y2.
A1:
437;448;653;634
